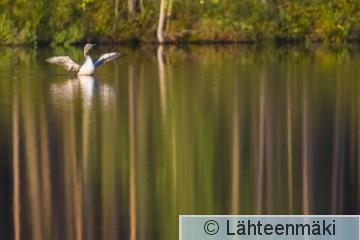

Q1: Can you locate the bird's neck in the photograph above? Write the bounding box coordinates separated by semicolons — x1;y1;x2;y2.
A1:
83;55;93;65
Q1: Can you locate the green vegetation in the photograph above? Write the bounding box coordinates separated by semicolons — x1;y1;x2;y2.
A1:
1;0;360;45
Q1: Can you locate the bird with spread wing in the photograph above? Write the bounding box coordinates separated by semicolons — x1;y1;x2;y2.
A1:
46;44;126;75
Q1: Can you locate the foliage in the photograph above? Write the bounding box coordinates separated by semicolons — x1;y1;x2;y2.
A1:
52;25;84;47
0;14;15;45
0;14;37;45
1;0;360;44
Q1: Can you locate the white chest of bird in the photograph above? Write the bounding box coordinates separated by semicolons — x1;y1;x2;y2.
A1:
77;56;95;75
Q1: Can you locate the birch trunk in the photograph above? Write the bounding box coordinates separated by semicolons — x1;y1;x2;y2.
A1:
128;0;136;17
157;0;166;43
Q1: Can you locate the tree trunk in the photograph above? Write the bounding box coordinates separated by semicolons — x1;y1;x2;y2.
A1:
113;0;119;31
165;0;173;32
157;0;166;43
139;0;144;12
128;0;136;17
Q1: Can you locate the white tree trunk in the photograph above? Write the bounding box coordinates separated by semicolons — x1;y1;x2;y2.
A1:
128;0;136;16
157;0;166;43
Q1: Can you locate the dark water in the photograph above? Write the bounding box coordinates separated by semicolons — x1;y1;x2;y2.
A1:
0;45;359;240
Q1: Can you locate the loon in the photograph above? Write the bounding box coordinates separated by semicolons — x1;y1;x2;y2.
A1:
46;43;126;75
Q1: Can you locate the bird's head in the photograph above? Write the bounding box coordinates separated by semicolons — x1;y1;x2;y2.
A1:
84;43;96;56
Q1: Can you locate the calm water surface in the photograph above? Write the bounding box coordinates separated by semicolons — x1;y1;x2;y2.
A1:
0;45;359;239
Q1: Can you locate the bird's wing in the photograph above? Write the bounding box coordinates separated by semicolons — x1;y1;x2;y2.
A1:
46;56;81;72
93;52;126;68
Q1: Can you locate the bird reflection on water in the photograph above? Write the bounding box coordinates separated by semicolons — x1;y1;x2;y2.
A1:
49;75;115;107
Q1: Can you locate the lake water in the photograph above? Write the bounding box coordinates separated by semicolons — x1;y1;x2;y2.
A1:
0;44;359;239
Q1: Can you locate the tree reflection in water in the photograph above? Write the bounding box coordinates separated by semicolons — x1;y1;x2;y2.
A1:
1;45;359;240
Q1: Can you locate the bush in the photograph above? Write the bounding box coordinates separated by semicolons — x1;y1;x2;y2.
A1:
0;15;37;45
